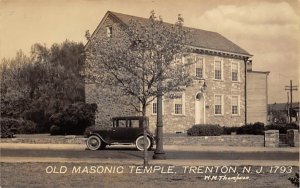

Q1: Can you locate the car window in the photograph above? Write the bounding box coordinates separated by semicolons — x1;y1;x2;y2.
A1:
130;120;140;128
117;120;127;128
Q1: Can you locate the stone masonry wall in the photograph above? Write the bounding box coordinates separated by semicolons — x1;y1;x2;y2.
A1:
147;54;245;133
1;135;264;147
85;15;139;127
164;135;264;147
86;15;246;132
85;84;138;127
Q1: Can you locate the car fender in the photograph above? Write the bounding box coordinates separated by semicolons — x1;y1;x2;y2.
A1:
89;133;110;144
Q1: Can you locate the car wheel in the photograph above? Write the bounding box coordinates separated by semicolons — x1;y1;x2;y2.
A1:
135;136;151;151
86;135;102;150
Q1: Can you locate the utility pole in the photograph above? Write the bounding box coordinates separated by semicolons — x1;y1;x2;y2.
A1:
153;55;166;160
287;92;289;123
285;80;298;123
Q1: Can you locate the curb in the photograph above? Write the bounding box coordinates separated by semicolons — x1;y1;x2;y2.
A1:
1;143;299;153
1;157;298;166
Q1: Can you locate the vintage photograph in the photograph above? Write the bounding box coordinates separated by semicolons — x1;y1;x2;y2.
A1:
0;0;299;187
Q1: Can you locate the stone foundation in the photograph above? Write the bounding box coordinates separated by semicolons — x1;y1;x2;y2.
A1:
164;135;264;147
2;134;264;147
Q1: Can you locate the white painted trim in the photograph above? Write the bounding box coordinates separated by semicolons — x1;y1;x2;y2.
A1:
173;93;185;115
214;94;224;116
214;58;224;81
185;45;253;58
194;56;205;79
203;94;206;123
231;95;240;116
203;57;206;79
231;61;240;82
195;92;206;124
151;97;164;115
151;100;157;115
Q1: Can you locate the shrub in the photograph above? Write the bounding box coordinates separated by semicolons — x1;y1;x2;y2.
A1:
187;124;223;136
22;109;50;133
1;98;32;118
0;118;37;136
223;127;239;135
50;125;63;135
49;113;64;126
0;118;18;138
49;102;97;135
17;119;37;134
285;123;299;131
223;126;239;135
84;126;95;136
265;123;299;134
236;122;265;135
265;124;284;133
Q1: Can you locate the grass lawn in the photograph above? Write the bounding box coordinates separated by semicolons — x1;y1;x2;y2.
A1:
1;162;298;188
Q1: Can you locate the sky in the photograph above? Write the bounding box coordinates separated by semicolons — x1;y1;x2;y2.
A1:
0;0;299;103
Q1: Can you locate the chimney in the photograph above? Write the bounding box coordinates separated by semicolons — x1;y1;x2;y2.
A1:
246;59;252;71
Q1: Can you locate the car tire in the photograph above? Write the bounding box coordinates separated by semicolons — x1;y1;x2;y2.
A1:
86;135;103;150
135;136;151;151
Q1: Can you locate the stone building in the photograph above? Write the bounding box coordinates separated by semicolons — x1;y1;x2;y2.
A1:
85;11;269;133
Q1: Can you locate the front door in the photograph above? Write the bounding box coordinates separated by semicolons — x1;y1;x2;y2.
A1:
195;92;205;124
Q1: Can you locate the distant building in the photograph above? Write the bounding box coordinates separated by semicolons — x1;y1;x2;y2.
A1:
246;62;270;125
85;11;270;133
268;102;299;124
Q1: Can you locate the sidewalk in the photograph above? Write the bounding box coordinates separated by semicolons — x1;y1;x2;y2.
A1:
1;143;298;166
0;143;299;153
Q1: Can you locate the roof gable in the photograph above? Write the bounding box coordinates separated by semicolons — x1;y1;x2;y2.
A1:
109;11;251;57
87;11;252;58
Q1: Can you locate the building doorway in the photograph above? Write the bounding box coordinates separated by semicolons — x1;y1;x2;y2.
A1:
195;92;205;124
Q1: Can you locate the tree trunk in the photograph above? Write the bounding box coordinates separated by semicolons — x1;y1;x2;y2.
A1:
142;104;148;167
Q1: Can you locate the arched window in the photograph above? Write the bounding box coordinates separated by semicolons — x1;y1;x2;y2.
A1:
195;92;203;101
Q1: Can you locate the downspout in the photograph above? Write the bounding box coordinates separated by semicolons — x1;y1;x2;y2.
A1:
244;58;248;125
266;72;270;124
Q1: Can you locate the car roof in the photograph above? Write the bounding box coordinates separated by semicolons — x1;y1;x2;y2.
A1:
112;116;149;120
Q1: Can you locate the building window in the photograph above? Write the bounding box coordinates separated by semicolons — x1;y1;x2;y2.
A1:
214;60;222;80
231;62;239;81
152;102;157;114
195;58;204;78
174;93;185;115
151;97;164;115
106;26;112;37
231;96;239;115
214;95;223;115
175;104;182;114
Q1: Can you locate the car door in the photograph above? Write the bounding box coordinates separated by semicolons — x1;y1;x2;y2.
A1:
126;119;141;141
110;119;130;142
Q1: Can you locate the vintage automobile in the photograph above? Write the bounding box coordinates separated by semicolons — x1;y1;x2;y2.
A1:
85;116;155;151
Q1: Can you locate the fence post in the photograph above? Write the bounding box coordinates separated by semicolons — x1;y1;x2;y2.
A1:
264;130;279;147
286;129;299;147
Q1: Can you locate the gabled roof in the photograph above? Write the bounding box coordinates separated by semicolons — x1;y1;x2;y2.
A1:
88;11;252;58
